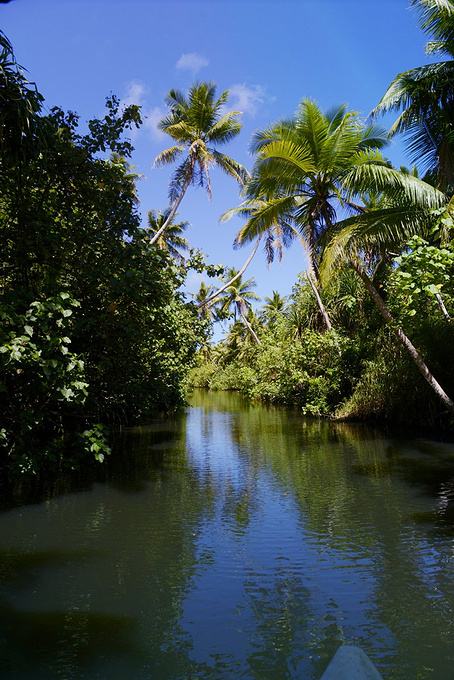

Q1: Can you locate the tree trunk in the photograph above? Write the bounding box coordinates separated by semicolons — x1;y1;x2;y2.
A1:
435;291;451;322
352;260;454;414
295;226;333;331
199;238;261;309
241;312;261;345
149;175;192;246
306;268;333;331
300;224;334;332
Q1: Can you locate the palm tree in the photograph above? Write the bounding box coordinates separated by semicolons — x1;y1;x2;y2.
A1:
219;268;261;344
233;100;390;330
372;0;454;191
200;196;295;311
147;209;189;262
151;82;248;245
222;317;258;362
195;281;220;321
319;190;454;413
200;194;299;312
261;291;287;325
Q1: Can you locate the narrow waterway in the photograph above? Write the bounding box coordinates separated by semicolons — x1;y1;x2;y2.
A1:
1;390;454;679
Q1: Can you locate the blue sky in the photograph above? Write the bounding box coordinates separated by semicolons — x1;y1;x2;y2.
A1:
3;0;431;309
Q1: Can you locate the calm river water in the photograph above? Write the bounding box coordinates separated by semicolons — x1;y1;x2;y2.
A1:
1;390;454;679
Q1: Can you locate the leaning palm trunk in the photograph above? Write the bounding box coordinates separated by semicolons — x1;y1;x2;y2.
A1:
306;268;333;331
149;174;192;246
295;233;333;332
241;313;261;345
199;238;261;309
435;291;451;322
352;260;454;414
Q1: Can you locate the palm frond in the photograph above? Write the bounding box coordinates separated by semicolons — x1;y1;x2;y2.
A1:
208;110;242;143
154;145;184;167
372;62;454;119
257;138;316;175
249;120;294;154
211;150;249;185
235;195;297;245
165;88;188;111
169;158;193;202
342;158;446;208
320;206;437;284
160;120;196;142
220;199;258;223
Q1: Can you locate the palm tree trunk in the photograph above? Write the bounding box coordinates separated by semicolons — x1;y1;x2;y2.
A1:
352;260;454;414
306;269;333;331
435;291;451;322
149;175;192;246
199;238;261;309
241;312;261;344
295;228;333;331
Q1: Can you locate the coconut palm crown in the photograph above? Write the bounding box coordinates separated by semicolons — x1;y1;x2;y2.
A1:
372;0;454;190
155;82;248;200
218;268;261;343
219;268;260;319
261;291;287;324
147;209;189;261
150;82;248;246
237;100;390;257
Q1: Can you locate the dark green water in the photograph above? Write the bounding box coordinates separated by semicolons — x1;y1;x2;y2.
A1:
1;390;454;679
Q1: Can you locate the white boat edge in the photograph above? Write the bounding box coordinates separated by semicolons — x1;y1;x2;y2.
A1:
320;645;383;680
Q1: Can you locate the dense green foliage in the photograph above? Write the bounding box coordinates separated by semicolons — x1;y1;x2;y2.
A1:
0;32;206;471
191;233;454;428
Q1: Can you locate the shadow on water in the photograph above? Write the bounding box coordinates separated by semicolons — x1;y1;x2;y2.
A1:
0;414;189;512
0;412;220;679
0;602;137;678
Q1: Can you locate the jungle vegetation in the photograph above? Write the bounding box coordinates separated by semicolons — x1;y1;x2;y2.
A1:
190;0;454;430
1;0;454;475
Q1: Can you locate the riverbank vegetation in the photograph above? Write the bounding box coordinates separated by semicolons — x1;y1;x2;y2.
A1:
1;0;454;473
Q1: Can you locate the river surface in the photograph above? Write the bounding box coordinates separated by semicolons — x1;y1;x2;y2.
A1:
1;390;454;679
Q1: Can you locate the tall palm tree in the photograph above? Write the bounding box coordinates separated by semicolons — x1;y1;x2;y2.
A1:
372;0;454;191
151;82;248;245
219;268;261;344
261;291;287;325
147;209;189;262
233;100;390;330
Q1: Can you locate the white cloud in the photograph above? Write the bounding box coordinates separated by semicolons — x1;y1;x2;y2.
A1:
120;81;166;143
143;106;166;141
120;80;146;109
228;83;266;117
176;52;209;74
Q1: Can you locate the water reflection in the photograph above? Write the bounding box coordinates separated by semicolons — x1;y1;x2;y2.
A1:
0;391;454;678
